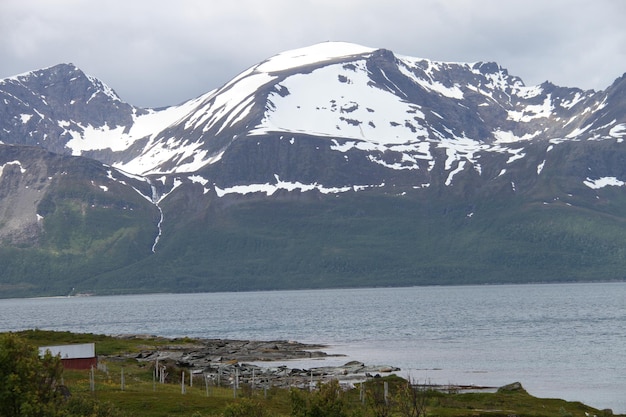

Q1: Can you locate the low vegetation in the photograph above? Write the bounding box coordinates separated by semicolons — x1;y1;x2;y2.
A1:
4;163;626;297
1;330;620;417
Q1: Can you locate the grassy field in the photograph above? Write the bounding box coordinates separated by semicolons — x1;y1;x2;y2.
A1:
10;330;622;417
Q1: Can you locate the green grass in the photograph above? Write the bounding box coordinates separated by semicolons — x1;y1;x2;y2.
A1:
58;363;621;417
8;330;622;417
66;369;244;417
16;329;188;356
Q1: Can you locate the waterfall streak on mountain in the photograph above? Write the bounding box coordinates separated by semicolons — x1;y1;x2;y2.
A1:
150;182;163;253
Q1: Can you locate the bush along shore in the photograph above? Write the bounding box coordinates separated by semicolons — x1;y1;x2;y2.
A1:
4;329;621;417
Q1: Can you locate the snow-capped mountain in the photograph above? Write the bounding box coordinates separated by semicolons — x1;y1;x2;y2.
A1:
2;42;626;297
3;42;626;187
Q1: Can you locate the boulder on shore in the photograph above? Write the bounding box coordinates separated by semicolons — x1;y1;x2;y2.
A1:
497;382;525;392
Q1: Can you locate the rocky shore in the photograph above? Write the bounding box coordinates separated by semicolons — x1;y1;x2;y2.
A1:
112;337;400;388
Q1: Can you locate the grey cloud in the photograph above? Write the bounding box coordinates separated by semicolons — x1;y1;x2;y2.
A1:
1;0;625;107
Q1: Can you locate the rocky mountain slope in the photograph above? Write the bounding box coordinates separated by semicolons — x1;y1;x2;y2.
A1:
2;42;626;297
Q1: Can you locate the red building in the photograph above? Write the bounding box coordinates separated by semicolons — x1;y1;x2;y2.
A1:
39;343;97;370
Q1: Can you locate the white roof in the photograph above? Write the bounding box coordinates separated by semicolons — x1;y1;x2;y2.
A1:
39;343;95;359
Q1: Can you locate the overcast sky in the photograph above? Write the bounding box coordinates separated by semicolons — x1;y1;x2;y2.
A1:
1;0;625;108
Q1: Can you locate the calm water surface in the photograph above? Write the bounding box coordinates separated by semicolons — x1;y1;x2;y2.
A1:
1;282;624;413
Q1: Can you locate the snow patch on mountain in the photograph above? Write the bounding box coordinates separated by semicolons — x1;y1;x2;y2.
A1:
508;96;554;122
609;124;626;139
189;175;211;194
397;57;465;99
187;72;275;134
584;177;626;189
560;92;586;109
0;160;26;178
65;96;205;157
256;42;375;73
445;161;467;186
514;85;544;99
331;139;434;171
85;74;121;102
214;174;383;197
493;129;541;143
252;60;429;143
537;160;546;175
566;123;593;139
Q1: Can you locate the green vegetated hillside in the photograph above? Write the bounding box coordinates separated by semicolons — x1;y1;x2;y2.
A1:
85;186;626;295
3;141;626;298
0;151;159;298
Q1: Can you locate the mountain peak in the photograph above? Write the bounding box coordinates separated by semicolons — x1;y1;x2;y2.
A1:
472;61;503;74
1;62;122;103
255;41;376;73
1;43;625;178
2;63;83;86
0;61;134;154
3;44;626;297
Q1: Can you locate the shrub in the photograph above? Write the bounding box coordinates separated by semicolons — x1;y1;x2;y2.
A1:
0;333;64;417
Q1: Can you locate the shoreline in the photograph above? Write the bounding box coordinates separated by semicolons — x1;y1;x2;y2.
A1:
109;336;403;388
108;334;621;414
11;330;622;415
107;335;500;393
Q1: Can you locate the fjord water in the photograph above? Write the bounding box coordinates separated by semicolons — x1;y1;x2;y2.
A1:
1;283;624;413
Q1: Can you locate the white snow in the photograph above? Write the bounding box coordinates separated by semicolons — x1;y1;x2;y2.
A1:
0;160;26;179
493;129;540;143
609;124;626;138
514;85;543;99
86;74;121;102
397;59;464;99
445;161;466;186
438;137;485;170
188;175;209;186
560;92;586;109
65;97;205;157
61;89;236;175
189;72;275;133
9;41;616;192
583;177;626;189
189;174;211;194
505;148;525;164
251;60;430;143
214;174;382;197
43;42;571;181
421;80;463;100
367;154;419;170
330;139;357;153
66;123;127;154
380;69;409;98
215;95;255;134
537;160;546;175
255;42;375;73
566;123;593;139
507;96;554;122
